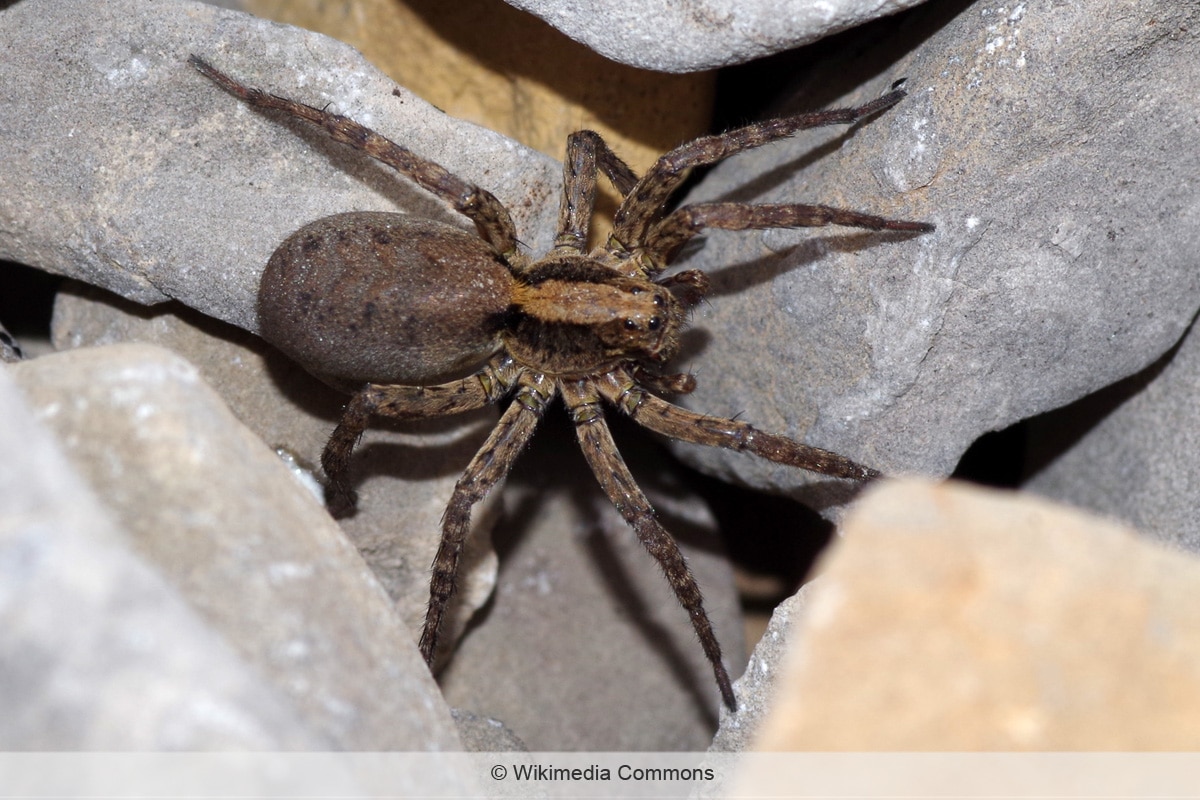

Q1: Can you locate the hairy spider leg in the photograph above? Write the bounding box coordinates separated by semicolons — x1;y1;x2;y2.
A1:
188;56;524;262
597;369;880;482
647;202;934;263
612;88;914;254
554;130;641;254
419;372;553;664
321;356;524;512
559;378;737;711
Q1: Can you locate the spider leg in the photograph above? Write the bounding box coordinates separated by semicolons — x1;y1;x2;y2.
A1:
419;371;553;665
658;269;711;311
559;378;737;711
555;130;641;253
189;56;521;259
597;368;880;482
646;202;934;264
613;88;910;250
629;364;697;396
321;357;523;513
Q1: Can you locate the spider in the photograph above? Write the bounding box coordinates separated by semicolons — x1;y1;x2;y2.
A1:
189;55;933;711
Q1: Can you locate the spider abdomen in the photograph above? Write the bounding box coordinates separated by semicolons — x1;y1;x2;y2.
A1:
258;211;514;387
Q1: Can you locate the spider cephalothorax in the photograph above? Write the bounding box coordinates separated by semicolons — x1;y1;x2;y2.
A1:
190;55;933;710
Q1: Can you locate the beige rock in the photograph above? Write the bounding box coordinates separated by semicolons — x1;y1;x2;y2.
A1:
10;343;464;750
754;478;1200;750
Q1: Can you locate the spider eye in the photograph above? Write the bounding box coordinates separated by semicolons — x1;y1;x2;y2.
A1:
624;318;639;331
647;316;662;331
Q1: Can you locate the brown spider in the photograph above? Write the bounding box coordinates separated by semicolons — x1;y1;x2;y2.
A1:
189;55;933;711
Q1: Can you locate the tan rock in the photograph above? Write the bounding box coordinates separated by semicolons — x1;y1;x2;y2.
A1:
754;478;1200;750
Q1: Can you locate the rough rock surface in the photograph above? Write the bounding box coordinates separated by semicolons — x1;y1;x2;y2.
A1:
8;343;464;751
666;0;1200;504
1025;318;1200;553
450;709;529;753
438;413;744;751
753;478;1200;749
0;0;559;332
710;583;815;753
0;363;320;749
503;0;926;72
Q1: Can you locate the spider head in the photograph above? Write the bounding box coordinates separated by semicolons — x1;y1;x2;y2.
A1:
507;258;685;373
591;279;683;363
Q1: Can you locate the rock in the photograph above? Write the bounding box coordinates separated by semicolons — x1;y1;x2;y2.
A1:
0;320;23;362
438;414;744;751
0;0;559;331
450;709;528;752
709;582;816;752
9;343;464;750
1025;319;1200;553
51;283;501;651
665;0;1200;505
753;478;1200;749
503;0;927;72
0;359;319;749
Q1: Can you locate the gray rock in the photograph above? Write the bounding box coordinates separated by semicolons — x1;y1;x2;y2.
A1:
9;343;464;750
665;0;1200;504
0;320;23;362
709;582;815;752
0;360;319;749
503;0;926;72
1025;320;1200;553
450;708;529;752
438;414;744;751
0;0;559;331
